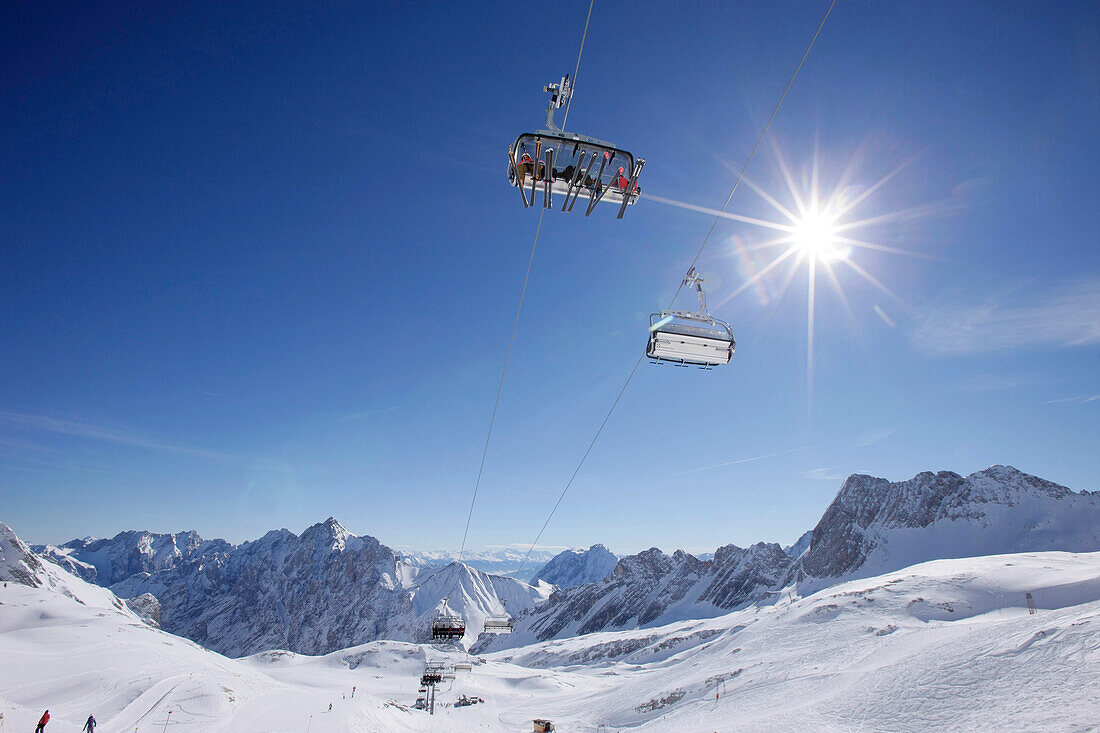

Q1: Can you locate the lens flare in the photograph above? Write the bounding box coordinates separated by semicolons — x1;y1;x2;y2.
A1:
646;143;941;408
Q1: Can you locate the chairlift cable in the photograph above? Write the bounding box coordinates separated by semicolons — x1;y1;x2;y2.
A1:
517;353;645;574
667;0;838;308
458;0;603;567
515;0;838;577
458;208;547;564
560;0;596;133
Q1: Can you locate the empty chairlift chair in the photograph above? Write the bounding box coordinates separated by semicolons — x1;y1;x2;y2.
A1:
508;74;644;218
482;601;514;634
431;597;466;640
647;267;735;368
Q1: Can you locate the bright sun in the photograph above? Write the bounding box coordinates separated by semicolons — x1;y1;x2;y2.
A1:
647;146;932;406
793;210;847;261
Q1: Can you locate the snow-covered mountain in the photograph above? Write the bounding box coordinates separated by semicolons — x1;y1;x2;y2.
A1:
5;520;1099;731
407;561;552;645
36;529;232;586
0;522;137;615
475;542;791;652
479;465;1100;651
39;517;547;656
530;544;619;588
792;465;1100;590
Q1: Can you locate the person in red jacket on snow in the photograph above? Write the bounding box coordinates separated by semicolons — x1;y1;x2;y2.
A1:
35;710;50;732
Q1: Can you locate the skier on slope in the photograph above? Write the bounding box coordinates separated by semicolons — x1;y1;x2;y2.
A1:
34;710;49;733
83;714;97;732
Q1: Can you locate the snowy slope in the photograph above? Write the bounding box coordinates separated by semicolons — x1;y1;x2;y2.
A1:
0;522;131;612
4;530;1099;731
530;544;619;588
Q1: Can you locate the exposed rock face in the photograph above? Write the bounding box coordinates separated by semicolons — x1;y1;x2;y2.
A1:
46;530;232;586
530;544;618;588
479;465;1100;652
475;543;790;652
794;465;1100;586
42;518;547;657
125;592;163;628
33;545;100;583
0;521;49;588
784;531;813;559
27;465;1100;658
1;523;138;615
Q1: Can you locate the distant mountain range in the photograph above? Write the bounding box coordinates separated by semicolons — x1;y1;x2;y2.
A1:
475;466;1100;652
396;546;565;580
18;464;1100;660
34;517;550;656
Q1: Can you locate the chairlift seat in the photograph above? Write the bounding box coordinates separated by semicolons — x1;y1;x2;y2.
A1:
509;132;642;210
648;314;735;367
483;615;514;634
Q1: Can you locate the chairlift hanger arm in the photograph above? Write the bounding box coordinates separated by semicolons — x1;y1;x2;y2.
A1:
544;75;572;133
683;266;708;313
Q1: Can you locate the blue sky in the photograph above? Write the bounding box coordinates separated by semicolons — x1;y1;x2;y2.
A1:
2;1;1097;554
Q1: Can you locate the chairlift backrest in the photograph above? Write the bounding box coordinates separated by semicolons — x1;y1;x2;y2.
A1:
646;269;735;367
647;312;735;367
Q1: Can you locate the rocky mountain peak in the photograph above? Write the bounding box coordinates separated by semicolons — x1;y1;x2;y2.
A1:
299;517;361;554
796;465;1100;584
0;521;46;587
530;544;619;589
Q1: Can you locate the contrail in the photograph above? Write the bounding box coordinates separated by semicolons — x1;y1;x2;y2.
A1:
675;445;816;476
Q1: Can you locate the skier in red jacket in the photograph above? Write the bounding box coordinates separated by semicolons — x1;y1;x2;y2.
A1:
35;710;50;732
611;166;637;195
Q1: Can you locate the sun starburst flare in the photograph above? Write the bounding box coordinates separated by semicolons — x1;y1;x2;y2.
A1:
646;143;943;407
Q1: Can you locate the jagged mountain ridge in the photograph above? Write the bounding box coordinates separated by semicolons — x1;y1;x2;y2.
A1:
530;544;619;588
29;465;1100;658
477;465;1100;652
41;517;548;657
473;541;791;653
791;464;1100;589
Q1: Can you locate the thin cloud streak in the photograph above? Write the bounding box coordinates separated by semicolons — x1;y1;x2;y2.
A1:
802;467;848;480
675;445;816;476
1041;395;1100;406
852;426;899;448
0;411;247;461
341;406;400;422
913;280;1100;356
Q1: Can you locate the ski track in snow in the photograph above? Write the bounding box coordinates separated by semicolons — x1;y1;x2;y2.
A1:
3;550;1100;731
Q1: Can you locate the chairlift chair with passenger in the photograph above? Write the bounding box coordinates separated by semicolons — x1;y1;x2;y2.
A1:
647;267;735;368
508;75;645;218
431;597;466;640
420;661;446;685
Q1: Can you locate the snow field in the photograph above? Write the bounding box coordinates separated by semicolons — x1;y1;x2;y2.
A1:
2;551;1099;731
